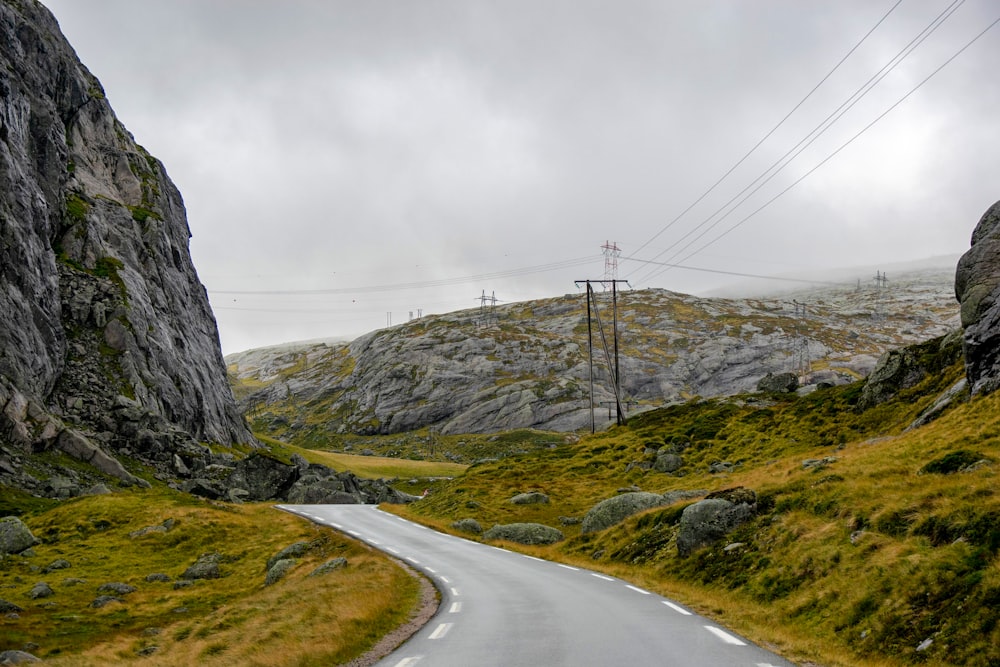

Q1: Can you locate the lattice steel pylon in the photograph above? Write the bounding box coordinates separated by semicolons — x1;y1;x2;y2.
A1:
601;241;621;290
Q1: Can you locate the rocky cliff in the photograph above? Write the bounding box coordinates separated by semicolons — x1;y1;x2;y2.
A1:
0;0;252;496
956;199;1000;396
229;266;960;439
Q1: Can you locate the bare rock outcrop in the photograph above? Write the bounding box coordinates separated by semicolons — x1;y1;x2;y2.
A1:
0;0;253;497
956;200;1000;395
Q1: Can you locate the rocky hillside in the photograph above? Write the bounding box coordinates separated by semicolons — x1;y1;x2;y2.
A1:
0;0;252;497
229;265;960;440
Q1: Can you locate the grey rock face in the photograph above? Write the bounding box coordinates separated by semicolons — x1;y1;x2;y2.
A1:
232;267;960;437
0;0;252;498
956;200;1000;395
0;517;38;555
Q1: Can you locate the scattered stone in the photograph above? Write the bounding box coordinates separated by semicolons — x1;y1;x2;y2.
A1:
309;558;348;577
0;600;24;614
709;461;736;474
266;542;311;571
802;457;837;470
558;516;581;526
756;372;799;393
581;492;670;534
145;573;171;583
142;627;162;637
172;580;194;590
916;638;933;652
677;497;756;557
136;646;159;657
509;492;549;505
97;582;136;596
0;517;39;555
264;558;296;586
181;552;222;581
90;595;123;608
483;523;564;545
451;518;482;534
62;578;86;586
653;451;683;473
0;650;41;664
27;582;53;599
42;559;71;573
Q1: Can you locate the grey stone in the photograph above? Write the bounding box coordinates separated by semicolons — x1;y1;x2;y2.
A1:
451;518;482;534
181;553;221;580
42;559;71;574
956;200;1000;396
756;372;799;393
266;542;311;572
0;600;24;614
264;558;296;586
97;582;136;595
509;492;549;505
677;498;756;557
0;517;38;555
581;492;669;534
28;582;53;599
0;650;41;664
90;595;123;608
653;451;683;473
309;557;348;577
482;523;564;545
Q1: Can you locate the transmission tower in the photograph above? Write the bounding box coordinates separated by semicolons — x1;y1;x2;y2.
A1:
477;290;499;329
872;270;889;322
792;300;809;382
601;241;621;290
575;278;629;432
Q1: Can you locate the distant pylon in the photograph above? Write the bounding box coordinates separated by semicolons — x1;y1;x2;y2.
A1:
601;241;621;290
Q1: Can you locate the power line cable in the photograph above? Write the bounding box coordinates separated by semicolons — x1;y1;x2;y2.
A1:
659;11;1000;273
209;255;596;296
634;0;969;286
629;0;905;265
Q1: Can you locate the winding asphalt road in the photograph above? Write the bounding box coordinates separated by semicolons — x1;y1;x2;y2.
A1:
278;504;795;667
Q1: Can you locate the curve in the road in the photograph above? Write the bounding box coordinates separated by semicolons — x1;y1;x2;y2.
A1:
278;504;795;667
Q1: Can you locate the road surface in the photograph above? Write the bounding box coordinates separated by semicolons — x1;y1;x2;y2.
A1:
278;504;795;667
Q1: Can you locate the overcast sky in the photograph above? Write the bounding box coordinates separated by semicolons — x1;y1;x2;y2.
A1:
41;0;1000;354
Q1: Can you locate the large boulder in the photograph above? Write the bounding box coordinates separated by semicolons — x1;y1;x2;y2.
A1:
956;200;1000;396
482;523;564;545
0;517;38;555
756;372;799;393
676;496;756;557
858;333;964;410
580;492;670;534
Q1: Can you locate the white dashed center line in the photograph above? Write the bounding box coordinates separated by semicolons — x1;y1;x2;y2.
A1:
625;585;651;595
392;657;422;667
591;573;615;581
428;623;453;640
449;601;462;613
556;564;579;571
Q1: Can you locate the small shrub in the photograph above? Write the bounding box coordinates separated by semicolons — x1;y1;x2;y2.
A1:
920;450;985;475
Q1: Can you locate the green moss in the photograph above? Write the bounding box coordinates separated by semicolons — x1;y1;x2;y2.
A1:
65;192;90;223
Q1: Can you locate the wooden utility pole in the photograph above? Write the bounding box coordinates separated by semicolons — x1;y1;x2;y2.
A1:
575;279;629;431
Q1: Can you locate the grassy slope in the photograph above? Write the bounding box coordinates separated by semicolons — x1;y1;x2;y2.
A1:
390;357;1000;666
0;488;423;666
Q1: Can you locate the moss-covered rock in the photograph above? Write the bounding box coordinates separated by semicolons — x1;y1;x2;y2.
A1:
580;492;668;534
483;522;564;545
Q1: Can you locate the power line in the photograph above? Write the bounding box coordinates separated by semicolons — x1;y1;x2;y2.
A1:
208;255;596;296
622;255;853;287
653;10;1000;274
633;0;970;287
630;0;905;264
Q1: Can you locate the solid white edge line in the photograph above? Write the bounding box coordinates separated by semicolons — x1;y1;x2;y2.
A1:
428;623;453;640
662;601;692;616
626;585;651;595
704;626;747;646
